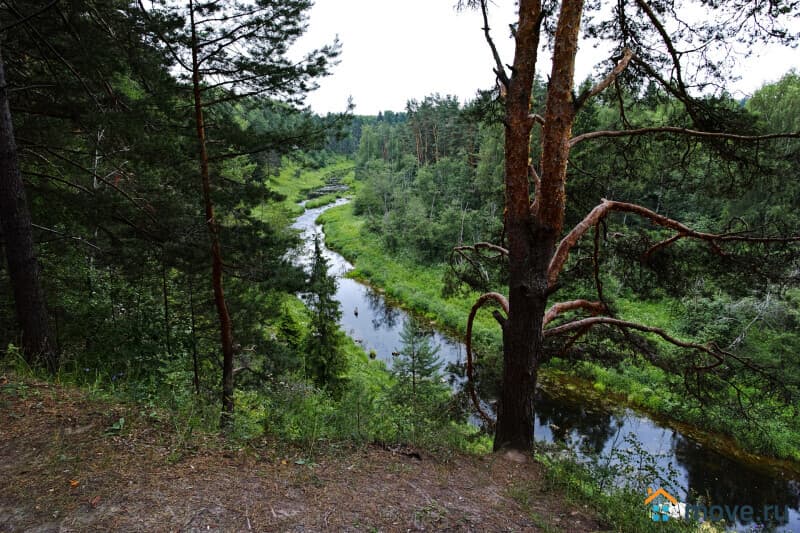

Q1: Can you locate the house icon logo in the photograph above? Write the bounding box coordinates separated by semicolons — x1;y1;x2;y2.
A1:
645;487;678;522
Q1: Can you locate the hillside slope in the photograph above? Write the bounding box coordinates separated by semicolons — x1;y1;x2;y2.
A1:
0;375;602;532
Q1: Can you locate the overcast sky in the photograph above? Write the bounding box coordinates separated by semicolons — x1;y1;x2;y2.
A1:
295;0;798;115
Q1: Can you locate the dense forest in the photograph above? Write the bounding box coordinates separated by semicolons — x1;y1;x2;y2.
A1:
2;0;800;530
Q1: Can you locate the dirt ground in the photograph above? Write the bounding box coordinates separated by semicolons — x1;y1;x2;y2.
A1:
0;376;605;532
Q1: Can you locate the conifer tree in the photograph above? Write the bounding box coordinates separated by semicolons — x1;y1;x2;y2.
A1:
0;46;57;372
392;318;443;398
139;0;340;427
302;234;347;391
457;0;800;451
389;318;449;444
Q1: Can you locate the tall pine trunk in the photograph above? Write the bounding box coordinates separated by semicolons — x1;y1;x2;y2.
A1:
188;1;235;430
0;46;58;372
493;0;583;451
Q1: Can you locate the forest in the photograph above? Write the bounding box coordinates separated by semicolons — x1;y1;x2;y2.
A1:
2;0;800;531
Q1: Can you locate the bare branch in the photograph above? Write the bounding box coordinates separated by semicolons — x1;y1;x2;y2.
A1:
37;148;160;226
549;201;608;287
642;232;684;260
465;292;509;427
31;223;101;251
451;242;509;288
0;0;57;32
454;241;509;257
528;163;540;190
543;299;607;326
570;126;800;147
575;47;633;109
592;222;606;304
479;0;509;87
544;316;726;370
530;114;545;126
549;199;800;288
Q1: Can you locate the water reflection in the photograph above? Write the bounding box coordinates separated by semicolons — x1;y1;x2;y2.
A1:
363;287;400;331
673;435;796;527
534;388;800;530
295;199;800;532
533;388;619;455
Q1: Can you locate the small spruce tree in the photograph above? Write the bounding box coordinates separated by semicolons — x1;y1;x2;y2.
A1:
302;235;347;392
389;318;450;444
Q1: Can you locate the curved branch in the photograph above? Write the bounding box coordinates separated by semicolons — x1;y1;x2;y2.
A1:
465;292;508;427
530;113;545;126
528;163;541;190
570;126;800;148
642;232;685;260
450;242;508;288
544;316;726;370
453;242;509;256
549;199;800;287
543;299;607;326
549;201;609;287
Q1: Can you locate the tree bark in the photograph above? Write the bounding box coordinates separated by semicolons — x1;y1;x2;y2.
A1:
493;0;543;451
189;0;235;430
0;46;58;372
494;0;584;451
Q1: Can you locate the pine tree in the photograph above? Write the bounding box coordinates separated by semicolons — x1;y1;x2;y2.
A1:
138;0;340;428
389;318;449;444
392;318;443;398
302;235;347;392
0;46;57;372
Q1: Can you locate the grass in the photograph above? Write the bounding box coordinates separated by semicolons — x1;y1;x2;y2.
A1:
305;191;348;209
0;372;614;531
536;451;706;533
267;157;354;215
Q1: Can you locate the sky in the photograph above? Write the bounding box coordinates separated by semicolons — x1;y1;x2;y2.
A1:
295;0;799;115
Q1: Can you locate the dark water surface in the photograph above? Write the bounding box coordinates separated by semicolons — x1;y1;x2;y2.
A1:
293;199;800;531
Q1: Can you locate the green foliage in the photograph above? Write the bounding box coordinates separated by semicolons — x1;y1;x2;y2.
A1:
335;75;800;461
387;318;452;446
0;0;348;421
302;235;348;393
536;442;699;533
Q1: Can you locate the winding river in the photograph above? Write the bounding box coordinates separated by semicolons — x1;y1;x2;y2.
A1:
293;198;800;531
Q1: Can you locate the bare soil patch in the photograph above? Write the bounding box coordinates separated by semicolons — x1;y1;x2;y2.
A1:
0;376;604;532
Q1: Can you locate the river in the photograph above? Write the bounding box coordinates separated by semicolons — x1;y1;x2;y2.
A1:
293;198;800;531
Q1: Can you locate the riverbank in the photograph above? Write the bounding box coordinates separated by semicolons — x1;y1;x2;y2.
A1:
318;200;800;465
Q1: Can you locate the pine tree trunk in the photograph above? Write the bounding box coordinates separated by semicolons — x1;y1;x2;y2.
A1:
493;0;582;451
0;46;58;372
188;1;235;430
492;0;543;451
